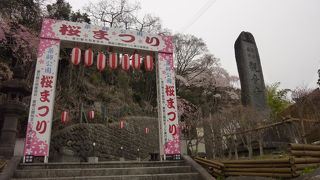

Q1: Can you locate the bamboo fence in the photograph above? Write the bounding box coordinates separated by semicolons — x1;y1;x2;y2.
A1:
194;143;320;179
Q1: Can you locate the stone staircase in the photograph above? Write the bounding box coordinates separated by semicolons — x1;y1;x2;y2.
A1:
12;160;202;180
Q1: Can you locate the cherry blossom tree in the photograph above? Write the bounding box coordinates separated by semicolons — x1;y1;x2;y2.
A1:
84;0;163;33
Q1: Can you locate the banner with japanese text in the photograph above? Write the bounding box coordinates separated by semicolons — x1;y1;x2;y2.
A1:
158;52;180;156
40;19;172;53
23;39;60;157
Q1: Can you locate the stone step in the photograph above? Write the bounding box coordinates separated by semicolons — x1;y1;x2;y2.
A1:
12;172;200;180
18;161;185;170
14;166;192;178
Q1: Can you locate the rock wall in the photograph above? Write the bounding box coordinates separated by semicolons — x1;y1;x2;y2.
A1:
50;116;159;161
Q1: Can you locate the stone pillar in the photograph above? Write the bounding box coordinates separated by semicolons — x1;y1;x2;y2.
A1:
0;67;31;158
0;101;28;157
0;114;19;157
234;31;267;110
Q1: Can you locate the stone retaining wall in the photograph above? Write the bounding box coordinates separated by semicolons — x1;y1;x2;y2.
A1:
50;116;159;161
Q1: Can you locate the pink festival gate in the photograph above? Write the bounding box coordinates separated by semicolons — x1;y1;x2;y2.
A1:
23;19;180;163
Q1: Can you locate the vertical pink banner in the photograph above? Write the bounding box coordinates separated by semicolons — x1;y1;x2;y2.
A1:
24;38;60;158
158;52;181;158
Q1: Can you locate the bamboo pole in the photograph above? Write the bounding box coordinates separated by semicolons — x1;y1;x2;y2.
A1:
291;150;320;157
291;157;320;164
289;143;320;151
224;163;291;168
195;160;222;170
222;158;290;164
223;118;319;137
224;167;292;173
0;160;6;171
209;167;223;175
224;172;293;178
194;157;224;167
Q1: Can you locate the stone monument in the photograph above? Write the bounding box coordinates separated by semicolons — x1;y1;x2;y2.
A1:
234;31;267;110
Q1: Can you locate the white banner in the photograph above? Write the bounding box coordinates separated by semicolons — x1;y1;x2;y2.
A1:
158;53;180;156
40;19;172;53
24;39;60;157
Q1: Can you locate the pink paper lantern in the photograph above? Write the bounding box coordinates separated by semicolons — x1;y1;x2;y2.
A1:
61;111;69;124
88;110;94;120
119;120;125;129
84;48;94;66
132;53;141;70
144;55;153;71
121;54;130;71
97;52;106;71
108;52;118;70
144;127;150;134
71;47;81;65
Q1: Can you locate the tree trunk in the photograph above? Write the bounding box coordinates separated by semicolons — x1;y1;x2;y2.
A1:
203;118;214;159
217;136;224;159
235;147;239;160
300;118;307;144
247;144;253;159
259;139;264;156
195;141;199;155
259;133;264;156
233;136;239;160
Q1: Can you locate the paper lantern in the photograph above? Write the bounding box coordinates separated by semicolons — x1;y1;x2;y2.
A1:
144;127;150;134
84;48;94;66
121;54;130;71
97;52;106;71
119;120;125;129
61;111;69;124
71;47;81;65
88;110;94;120
144;55;153;71
132;53;141;70
108;52;118;70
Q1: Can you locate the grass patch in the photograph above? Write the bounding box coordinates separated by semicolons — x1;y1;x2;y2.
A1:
302;166;318;175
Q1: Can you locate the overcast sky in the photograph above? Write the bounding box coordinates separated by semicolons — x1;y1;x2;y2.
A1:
67;0;320;90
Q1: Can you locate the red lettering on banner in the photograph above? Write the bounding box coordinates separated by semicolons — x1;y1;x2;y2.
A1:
166;98;175;109
38;106;49;117
167;112;176;121
169;125;177;136
165;85;175;96
40;90;50;102
93;30;109;40
59;24;81;36
119;34;135;43
36;121;47;134
145;36;160;46
40;76;53;88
